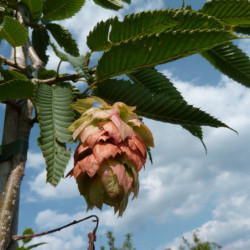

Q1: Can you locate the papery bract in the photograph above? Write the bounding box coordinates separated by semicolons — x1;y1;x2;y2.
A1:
67;97;154;216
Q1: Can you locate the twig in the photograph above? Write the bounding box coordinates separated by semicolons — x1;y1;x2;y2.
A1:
0;55;26;71
12;215;99;242
82;80;98;96
56;60;63;78
32;73;81;85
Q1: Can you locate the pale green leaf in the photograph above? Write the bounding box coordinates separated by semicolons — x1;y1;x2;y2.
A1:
92;0;123;10
51;44;90;79
35;83;74;185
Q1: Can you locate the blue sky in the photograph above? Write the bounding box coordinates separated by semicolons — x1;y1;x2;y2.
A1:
1;0;250;249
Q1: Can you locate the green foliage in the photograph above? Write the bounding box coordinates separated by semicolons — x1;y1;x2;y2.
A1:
201;41;250;88
0;0;249;222
0;69;26;82
96;30;235;81
94;79;231;129
0;16;28;46
46;23;79;56
92;0;130;11
32;25;50;64
87;9;222;52
17;228;46;250
21;0;43;19
0;80;35;102
127;68;206;149
51;44;90;79
166;230;221;250
35;83;73;185
42;0;86;21
101;231;136;250
201;0;250;26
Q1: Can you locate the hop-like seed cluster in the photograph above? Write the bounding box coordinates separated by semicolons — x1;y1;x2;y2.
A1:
67;97;154;216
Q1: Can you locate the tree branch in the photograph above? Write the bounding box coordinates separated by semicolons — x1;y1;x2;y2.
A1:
0;55;26;71
32;73;81;85
12;215;99;250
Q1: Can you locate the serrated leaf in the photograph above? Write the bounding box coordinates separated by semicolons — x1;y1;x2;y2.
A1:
35;83;74;185
38;69;57;79
0;16;28;46
43;0;85;21
46;23;79;56
127;67;184;99
127;68;207;150
21;0;43;19
87;8;222;51
51;44;90;79
0;80;35;102
96;30;236;81
201;41;250;88
94;79;231;129
93;0;123;10
32;25;49;64
0;69;26;82
201;0;250;26
182;124;207;153
234;27;250;36
26;243;47;249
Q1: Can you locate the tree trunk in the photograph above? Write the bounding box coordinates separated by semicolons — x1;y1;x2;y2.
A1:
0;45;32;250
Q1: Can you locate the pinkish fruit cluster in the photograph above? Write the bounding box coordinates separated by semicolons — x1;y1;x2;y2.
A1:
67;97;154;216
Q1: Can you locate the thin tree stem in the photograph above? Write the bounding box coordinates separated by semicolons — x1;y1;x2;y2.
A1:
12;215;99;241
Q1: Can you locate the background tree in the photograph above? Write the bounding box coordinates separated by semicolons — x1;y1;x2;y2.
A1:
0;0;249;249
166;230;221;250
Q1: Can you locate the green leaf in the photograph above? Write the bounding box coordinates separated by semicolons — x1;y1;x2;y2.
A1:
51;44;90;79
87;8;222;51
0;16;28;46
182;124;207;153
35;83;73;185
96;30;236;81
127;68;207;150
26;243;47;249
43;0;86;21
46;23;79;56
38;69;56;79
201;0;250;26
32;25;49;64
92;0;123;10
0;69;26;82
94;79;231;129
21;0;43;19
127;67;184;99
201;41;250;88
234;26;250;35
0;80;35;102
22;228;34;244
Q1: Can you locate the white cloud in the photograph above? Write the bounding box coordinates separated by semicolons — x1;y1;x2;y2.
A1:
28;158;79;200
26;151;45;170
239;39;250;57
